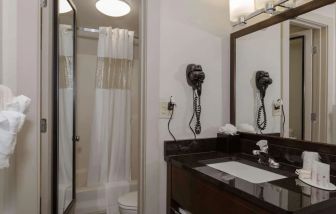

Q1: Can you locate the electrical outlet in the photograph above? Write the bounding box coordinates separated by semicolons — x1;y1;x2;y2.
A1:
272;99;282;116
160;101;171;119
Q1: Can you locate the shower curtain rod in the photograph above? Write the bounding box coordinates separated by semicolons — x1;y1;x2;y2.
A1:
78;27;139;40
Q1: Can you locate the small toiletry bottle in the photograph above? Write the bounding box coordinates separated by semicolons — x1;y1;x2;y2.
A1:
311;160;318;184
302;151;319;171
316;161;330;188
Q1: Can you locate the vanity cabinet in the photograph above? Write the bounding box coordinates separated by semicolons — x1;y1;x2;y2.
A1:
167;163;270;214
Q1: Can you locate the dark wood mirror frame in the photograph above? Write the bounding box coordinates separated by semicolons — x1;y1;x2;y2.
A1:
230;0;336;124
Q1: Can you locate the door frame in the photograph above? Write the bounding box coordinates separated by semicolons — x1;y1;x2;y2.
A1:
289;13;334;143
51;0;77;213
290;29;313;140
41;0;148;213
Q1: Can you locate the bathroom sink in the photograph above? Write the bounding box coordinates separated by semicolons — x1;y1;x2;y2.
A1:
207;161;286;184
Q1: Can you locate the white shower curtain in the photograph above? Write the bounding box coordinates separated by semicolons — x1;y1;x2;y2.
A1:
87;27;134;214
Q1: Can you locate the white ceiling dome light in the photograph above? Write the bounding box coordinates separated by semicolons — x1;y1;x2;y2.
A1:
96;0;131;17
59;0;72;14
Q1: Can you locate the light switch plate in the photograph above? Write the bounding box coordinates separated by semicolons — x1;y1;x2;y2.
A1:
160;101;171;119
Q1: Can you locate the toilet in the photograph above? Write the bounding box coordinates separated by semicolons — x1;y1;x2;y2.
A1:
118;191;138;214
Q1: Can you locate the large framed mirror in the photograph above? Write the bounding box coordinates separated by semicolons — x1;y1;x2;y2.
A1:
53;0;77;213
231;0;336;144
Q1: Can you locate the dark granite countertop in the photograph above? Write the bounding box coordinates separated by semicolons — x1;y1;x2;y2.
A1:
167;152;336;214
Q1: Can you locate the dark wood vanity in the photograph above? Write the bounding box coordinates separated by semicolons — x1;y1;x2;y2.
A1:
165;134;336;214
168;162;270;214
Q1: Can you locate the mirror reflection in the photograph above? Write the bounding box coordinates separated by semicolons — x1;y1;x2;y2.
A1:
236;3;336;144
58;0;74;212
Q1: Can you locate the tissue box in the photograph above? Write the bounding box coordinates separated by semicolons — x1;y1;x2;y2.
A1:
217;133;240;153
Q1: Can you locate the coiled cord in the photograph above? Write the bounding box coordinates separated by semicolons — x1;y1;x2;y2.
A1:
257;97;267;133
168;107;177;142
189;90;202;139
194;92;202;135
281;104;286;134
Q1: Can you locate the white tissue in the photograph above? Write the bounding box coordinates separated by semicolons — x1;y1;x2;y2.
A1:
238;123;256;133
218;124;238;135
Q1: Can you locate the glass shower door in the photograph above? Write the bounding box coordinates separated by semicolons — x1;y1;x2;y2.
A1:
54;0;78;213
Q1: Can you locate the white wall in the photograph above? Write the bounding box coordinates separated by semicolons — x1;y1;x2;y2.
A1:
0;1;17;212
0;0;40;213
16;0;40;213
145;0;231;213
0;0;2;83
236;24;282;134
1;0;17;92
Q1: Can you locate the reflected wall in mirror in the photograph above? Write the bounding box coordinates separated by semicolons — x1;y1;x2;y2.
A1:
57;0;76;213
235;3;336;144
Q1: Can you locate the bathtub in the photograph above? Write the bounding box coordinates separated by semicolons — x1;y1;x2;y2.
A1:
75;181;137;214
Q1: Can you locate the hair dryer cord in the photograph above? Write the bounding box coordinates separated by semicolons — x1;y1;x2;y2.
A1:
194;92;202;135
257;97;267;132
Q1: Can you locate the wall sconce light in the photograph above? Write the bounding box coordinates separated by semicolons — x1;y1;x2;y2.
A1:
230;0;255;24
230;0;296;27
255;0;276;14
96;0;131;17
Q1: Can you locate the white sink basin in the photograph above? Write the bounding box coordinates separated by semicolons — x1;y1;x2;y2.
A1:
207;161;286;184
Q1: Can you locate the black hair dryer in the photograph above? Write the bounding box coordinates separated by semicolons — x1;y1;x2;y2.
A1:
186;64;205;136
256;71;272;132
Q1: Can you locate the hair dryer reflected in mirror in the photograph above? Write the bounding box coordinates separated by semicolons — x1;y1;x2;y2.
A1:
256;71;272;133
187;64;205;138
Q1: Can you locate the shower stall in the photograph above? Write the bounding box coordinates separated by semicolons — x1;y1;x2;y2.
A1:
56;0;141;213
74;27;140;214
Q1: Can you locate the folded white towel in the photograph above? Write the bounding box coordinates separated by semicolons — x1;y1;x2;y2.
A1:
0;93;31;169
5;95;31;113
0;128;16;169
219;124;238;135
0;153;10;169
0;129;16;155
238;123;256;133
0;111;26;133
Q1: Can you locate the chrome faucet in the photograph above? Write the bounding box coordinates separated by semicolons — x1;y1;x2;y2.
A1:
252;140;280;169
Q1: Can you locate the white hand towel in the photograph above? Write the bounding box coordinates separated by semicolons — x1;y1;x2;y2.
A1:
5;95;31;113
238;123;256;133
0;128;16;169
0;129;16;155
0;111;26;133
0;153;10;169
219;124;238;135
